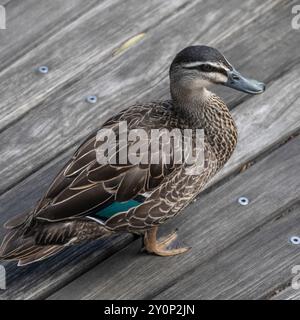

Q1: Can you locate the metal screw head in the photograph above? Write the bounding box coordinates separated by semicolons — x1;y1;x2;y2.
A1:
86;95;98;104
290;236;300;245
238;196;249;206
38;66;49;74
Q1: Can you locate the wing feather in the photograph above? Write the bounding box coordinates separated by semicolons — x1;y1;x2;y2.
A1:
34;102;182;223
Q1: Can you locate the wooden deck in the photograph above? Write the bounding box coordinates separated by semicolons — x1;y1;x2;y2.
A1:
0;0;300;300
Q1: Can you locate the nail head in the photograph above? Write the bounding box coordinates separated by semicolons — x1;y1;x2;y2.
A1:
238;196;249;206
86;95;98;104
290;236;300;245
38;66;49;74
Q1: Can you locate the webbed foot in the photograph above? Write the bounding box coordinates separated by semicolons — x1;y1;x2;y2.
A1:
144;227;191;256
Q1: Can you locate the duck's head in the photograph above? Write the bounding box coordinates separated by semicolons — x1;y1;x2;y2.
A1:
170;45;265;95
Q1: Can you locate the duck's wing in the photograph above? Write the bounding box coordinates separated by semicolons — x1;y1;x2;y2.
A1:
16;103;183;224
105;142;218;232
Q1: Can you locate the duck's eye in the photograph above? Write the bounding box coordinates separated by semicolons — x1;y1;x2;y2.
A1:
200;64;214;72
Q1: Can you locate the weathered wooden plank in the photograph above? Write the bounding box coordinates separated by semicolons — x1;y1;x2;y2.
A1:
48;136;300;300
0;0;108;71
0;0;293;194
0;0;194;130
154;205;300;300
1;28;300;300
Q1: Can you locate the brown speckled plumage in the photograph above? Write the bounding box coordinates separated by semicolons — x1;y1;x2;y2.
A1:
0;45;264;265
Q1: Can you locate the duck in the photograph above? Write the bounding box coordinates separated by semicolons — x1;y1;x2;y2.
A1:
0;45;265;266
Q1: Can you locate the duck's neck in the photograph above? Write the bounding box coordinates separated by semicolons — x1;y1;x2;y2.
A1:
171;85;238;166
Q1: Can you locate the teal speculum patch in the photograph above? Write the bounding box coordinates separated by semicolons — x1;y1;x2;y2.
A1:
93;199;143;220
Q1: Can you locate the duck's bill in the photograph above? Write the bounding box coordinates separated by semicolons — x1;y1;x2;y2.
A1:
225;69;266;94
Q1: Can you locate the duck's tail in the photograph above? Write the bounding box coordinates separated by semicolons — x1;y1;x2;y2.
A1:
0;227;64;266
0;214;111;266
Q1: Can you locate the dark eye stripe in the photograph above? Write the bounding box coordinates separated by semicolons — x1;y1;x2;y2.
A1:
184;64;228;76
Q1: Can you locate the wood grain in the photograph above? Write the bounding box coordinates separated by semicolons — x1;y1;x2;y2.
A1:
0;0;193;130
154;204;300;300
48;136;300;300
0;0;107;71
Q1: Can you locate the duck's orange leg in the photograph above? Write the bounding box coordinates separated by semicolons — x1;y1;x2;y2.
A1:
144;226;191;256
